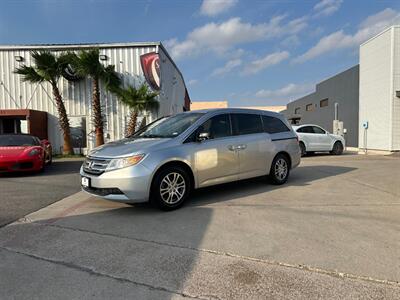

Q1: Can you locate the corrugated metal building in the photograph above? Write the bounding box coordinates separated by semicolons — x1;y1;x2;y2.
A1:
359;26;400;152
0;42;190;153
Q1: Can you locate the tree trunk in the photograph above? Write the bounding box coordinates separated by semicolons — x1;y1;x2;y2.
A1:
139;116;147;130
51;84;73;155
126;110;138;137
92;77;104;146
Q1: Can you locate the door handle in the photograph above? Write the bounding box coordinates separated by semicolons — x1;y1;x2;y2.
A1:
228;145;236;151
228;144;247;151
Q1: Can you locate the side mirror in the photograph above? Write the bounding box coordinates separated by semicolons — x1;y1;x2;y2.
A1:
41;139;51;148
197;132;210;142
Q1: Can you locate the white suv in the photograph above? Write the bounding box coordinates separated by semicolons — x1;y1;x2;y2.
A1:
293;124;345;156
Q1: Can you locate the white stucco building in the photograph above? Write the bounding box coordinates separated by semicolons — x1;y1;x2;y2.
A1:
0;42;190;153
359;26;400;152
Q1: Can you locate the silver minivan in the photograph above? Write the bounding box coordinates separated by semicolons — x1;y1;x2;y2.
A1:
80;108;301;210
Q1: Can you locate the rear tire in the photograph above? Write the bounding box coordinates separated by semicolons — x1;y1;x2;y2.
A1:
150;165;191;211
269;154;290;185
299;142;307;157
330;141;344;155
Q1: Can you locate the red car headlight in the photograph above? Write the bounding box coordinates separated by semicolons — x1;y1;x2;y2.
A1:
28;149;41;156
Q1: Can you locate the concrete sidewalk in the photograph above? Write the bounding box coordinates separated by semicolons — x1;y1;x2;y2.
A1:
1;154;399;299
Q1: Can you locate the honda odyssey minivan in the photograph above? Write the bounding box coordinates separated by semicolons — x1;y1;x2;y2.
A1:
81;108;301;210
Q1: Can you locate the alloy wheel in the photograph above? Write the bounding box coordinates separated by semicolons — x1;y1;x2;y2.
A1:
159;172;186;205
274;158;288;181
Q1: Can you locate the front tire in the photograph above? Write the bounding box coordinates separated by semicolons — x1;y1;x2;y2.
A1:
269;154;290;185
330;141;344;155
45;152;52;165
150;166;191;211
39;158;45;173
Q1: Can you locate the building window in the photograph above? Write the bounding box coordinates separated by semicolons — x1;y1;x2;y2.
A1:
320;98;329;107
294;107;300;114
306;104;314;111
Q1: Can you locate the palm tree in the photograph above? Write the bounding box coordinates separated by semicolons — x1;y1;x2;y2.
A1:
69;49;121;146
116;84;159;137
15;51;74;155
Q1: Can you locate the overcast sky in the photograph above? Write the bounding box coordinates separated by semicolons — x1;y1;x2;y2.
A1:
1;0;400;106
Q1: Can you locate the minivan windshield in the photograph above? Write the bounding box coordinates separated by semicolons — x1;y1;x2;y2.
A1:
134;113;204;138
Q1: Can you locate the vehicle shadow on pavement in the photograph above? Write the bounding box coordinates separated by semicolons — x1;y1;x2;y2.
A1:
0;160;83;178
302;152;358;158
188;165;356;206
41;160;84;176
0;205;214;299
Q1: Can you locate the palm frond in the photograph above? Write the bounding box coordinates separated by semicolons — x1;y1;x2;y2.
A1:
137;84;159;110
31;51;57;69
30;51;62;83
58;51;78;69
116;85;139;107
14;65;44;83
115;84;159;111
102;65;122;92
74;48;103;77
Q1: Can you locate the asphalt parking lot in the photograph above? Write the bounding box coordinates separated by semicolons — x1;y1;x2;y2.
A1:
0;153;399;299
0;158;83;227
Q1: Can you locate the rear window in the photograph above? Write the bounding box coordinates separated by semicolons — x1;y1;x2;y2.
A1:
312;126;325;134
231;113;263;135
262;116;290;134
297;126;313;133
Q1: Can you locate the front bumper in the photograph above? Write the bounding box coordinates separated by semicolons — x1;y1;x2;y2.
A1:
0;158;43;173
80;163;153;203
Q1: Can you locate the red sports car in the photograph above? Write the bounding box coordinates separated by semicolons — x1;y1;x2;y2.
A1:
0;134;52;173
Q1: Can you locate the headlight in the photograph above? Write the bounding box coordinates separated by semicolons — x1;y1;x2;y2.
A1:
105;154;145;172
28;149;40;156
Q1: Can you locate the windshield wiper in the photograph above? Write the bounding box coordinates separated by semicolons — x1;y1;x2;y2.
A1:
140;134;166;138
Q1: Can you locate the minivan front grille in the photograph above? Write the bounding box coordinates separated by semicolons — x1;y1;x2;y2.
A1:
83;156;110;175
82;186;123;196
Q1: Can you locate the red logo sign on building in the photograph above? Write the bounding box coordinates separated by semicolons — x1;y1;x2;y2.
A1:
140;52;161;91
